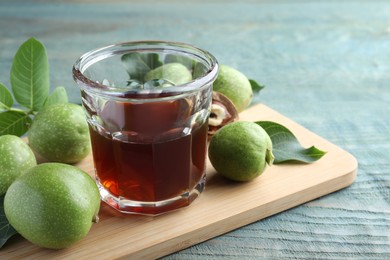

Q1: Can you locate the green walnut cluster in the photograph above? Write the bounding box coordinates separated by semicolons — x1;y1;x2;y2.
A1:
1;103;100;249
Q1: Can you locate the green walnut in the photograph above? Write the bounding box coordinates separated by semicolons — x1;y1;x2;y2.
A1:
0;135;37;195
144;62;192;85
28;103;91;164
4;163;101;249
208;121;274;181
213;65;253;112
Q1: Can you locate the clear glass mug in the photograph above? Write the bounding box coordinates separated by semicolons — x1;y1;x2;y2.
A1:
73;41;218;215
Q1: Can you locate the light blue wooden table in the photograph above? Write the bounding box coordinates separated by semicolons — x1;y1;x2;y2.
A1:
1;0;389;258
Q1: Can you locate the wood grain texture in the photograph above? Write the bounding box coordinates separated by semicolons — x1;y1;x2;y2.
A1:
0;0;389;258
0;104;357;259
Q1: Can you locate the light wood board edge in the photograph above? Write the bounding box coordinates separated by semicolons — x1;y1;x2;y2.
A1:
126;104;358;259
2;104;358;259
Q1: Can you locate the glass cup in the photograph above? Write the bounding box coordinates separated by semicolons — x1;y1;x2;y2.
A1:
73;41;218;215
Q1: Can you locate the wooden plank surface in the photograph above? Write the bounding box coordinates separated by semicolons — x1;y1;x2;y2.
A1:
0;104;357;259
0;1;389;258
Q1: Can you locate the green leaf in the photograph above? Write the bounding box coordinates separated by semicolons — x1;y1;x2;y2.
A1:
10;37;50;111
0;194;18;248
121;53;163;82
256;121;327;164
0;111;32;137
193;62;206;79
249;79;265;93
0;83;14;111
44;86;68;108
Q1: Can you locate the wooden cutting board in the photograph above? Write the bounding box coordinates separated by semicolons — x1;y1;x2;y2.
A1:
1;104;357;259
